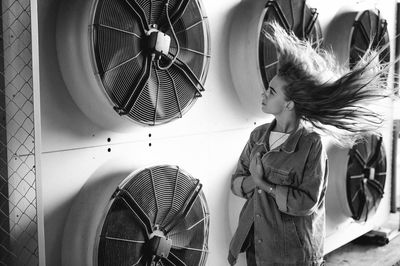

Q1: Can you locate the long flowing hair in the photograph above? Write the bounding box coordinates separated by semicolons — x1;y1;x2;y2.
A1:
266;22;395;146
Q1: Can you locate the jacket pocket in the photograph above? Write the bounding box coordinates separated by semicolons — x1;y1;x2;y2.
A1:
269;168;294;185
282;215;303;248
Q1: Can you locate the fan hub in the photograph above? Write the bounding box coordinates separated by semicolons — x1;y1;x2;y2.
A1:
146;28;171;57
363;167;375;180
148;230;172;258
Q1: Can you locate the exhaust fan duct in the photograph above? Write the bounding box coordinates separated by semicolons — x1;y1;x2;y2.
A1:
62;165;210;266
229;0;322;115
57;0;211;131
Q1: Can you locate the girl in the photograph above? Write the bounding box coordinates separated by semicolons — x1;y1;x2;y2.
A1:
228;22;392;266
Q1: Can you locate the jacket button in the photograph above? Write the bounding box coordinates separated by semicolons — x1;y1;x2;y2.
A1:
257;189;262;194
256;213;261;218
257;239;263;243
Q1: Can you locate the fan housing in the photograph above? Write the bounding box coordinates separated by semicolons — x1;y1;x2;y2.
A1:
57;0;211;130
325;7;390;72
62;165;210;266
346;135;386;221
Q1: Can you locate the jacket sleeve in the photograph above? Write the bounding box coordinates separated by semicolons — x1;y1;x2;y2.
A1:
231;136;253;199
275;138;328;216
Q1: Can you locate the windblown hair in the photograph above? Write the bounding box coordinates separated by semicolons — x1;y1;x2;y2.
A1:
266;22;394;146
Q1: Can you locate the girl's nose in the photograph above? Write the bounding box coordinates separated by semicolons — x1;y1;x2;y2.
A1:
263;88;269;97
262;92;267;99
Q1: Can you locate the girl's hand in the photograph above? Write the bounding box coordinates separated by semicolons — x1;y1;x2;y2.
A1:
249;153;264;185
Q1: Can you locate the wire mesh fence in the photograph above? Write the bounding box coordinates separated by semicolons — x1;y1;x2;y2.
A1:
1;0;38;265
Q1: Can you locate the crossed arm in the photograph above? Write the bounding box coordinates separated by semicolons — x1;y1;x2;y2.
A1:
231;140;327;216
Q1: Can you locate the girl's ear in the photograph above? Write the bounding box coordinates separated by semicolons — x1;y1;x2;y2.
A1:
286;100;295;111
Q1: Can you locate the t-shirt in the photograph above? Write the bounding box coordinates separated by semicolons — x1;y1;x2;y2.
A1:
269;131;290;150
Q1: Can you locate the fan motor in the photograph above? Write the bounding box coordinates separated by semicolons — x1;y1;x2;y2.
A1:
363;167;375;181
147;27;171;58
148;230;172;258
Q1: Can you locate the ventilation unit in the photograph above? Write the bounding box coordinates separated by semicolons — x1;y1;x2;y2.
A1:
346;134;386;222
57;0;211;131
229;0;322;115
324;7;390;223
62;165;210;266
325;8;390;71
323;5;392;253
325;132;389;252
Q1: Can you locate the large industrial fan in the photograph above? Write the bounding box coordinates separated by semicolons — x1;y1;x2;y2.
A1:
229;0;322;115
325;7;390;71
324;7;390;223
346;134;386;222
57;0;211;130
349;9;390;69
323;5;392;253
62;165;210;266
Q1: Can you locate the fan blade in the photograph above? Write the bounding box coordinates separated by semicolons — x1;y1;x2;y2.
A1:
159;256;179;266
103;236;146;245
94;23;143;75
174;17;207;35
125;0;150;32
355;188;366;220
101;48;143;76
169;246;209;266
173;57;204;94
116;56;152;115
164;69;183;118
377;19;388;47
354;20;371;45
266;1;291;32
171;245;208;253
114;188;153;236
164;181;202;233
168;0;191;28
367;179;385;196
172;46;210;60
351;186;363;204
167;214;210;238
366;136;383;167
305;8;318;36
352;149;367;166
133;255;145;266
167;251;187;266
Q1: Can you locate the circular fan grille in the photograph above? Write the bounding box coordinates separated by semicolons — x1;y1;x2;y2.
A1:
350;9;390;70
92;0;211;126
97;165;209;266
346;134;386;221
259;0;322;87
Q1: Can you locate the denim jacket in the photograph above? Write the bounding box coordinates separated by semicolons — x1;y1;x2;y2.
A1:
228;120;328;265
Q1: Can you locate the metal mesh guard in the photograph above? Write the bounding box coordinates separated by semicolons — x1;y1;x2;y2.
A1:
98;165;210;266
92;0;211;126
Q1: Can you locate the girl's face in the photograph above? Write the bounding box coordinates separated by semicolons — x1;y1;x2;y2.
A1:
261;75;291;115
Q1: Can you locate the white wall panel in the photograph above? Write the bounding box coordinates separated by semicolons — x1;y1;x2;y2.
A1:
34;0;397;265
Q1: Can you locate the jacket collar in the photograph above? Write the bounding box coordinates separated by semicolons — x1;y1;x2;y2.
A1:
257;119;304;153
